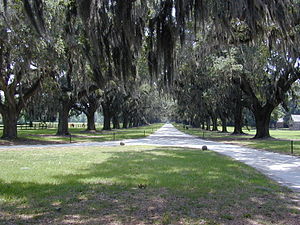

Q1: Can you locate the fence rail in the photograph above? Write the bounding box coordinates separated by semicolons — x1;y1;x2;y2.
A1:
0;123;104;130
0;124;48;130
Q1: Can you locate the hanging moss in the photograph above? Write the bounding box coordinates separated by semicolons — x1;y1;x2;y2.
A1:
73;0;148;88
19;0;298;86
146;0;297;86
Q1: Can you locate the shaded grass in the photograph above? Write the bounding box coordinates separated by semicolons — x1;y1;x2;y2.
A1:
0;123;163;145
0;145;299;224
174;124;300;156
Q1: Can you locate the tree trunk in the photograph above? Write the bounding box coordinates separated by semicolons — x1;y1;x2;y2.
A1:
211;115;218;131
253;108;273;139
102;104;111;130
122;114;129;129
128;117;133;128
112;116;120;129
221;118;228;133
1;107;18;139
86;111;96;131
57;100;71;136
231;79;245;135
206;119;210;130
133;117;139;127
193;117;201;128
85;96;98;131
232;101;244;135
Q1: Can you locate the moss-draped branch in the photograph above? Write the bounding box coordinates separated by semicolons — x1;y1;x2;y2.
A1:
5;0;300;85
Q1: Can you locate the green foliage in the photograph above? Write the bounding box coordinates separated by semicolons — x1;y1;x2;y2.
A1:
1;0;300;139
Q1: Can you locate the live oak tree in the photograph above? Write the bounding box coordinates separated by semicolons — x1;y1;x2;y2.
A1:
126;84;164;127
0;1;47;139
75;90;101;131
238;45;300;138
71;1;149;130
140;85;170;124
149;0;299;138
172;38;235;132
209;48;245;134
54;61;94;136
1;0;299;139
50;1;91;135
100;81;124;130
76;0;147;90
10;1;299;83
22;77;59;124
174;43;300;139
73;0;298;92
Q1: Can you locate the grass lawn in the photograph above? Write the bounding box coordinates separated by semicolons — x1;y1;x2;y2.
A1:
174;124;300;156
0;145;299;224
0;123;163;146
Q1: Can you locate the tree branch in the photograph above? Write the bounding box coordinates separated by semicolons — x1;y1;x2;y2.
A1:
240;73;261;111
17;77;42;113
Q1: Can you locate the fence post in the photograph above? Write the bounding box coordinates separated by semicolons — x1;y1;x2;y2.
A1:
203;132;205;139
144;130;146;136
113;132;116;141
291;140;294;155
70;134;72;143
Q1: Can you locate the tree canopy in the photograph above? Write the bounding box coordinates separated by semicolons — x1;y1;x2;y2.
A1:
0;0;299;139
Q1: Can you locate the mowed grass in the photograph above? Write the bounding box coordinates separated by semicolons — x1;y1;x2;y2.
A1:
0;123;163;145
0;145;299;225
174;124;300;156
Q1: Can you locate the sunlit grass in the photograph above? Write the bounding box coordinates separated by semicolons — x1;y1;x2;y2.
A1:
0;145;298;224
174;124;300;156
0;123;163;145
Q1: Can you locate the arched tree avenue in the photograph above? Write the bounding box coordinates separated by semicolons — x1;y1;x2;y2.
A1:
0;0;299;139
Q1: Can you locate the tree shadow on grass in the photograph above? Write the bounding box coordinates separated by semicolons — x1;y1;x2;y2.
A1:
0;147;299;224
